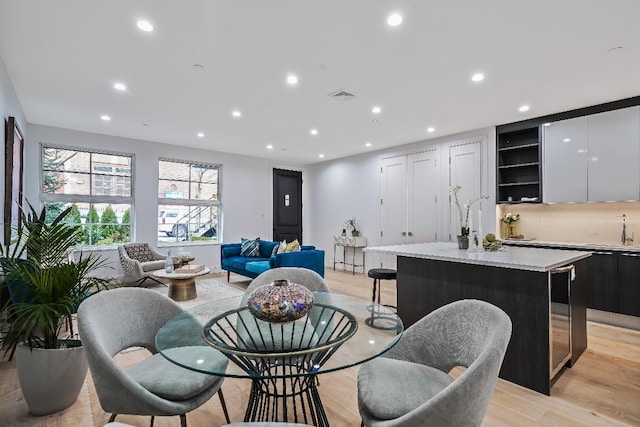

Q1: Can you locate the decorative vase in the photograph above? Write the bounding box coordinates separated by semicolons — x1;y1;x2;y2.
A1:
247;279;315;323
457;235;469;250
506;225;517;238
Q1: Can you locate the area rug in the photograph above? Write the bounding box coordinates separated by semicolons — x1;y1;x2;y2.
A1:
145;278;244;309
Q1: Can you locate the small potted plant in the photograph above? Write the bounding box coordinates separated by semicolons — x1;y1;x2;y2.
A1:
0;201;110;415
450;185;488;249
345;217;360;237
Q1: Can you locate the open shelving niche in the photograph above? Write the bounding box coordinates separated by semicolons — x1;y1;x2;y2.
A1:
496;126;542;204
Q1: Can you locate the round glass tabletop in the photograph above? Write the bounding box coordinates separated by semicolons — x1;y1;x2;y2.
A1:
155;292;403;379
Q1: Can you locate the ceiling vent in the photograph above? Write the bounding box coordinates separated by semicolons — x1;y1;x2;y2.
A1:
328;89;355;100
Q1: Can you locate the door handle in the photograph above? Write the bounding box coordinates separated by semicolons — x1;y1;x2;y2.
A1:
408;231;413;236
401;232;407;236
620;253;640;257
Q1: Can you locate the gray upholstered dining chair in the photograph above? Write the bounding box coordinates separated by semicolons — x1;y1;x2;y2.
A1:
243;266;330;297
357;299;512;427
78;288;230;427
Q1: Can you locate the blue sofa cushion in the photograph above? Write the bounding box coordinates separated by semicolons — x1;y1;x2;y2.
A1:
224;256;271;271
245;261;272;275
240;238;261;257
221;245;241;258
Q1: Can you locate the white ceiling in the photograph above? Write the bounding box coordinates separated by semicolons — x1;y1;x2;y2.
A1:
1;1;639;165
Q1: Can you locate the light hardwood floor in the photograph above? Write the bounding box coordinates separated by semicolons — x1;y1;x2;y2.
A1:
1;268;639;426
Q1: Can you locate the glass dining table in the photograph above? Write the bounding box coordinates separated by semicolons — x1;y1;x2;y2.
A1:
155;292;403;426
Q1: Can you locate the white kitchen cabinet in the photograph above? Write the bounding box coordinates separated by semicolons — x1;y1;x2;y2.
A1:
543;116;588;202
543;106;640;202
587;106;640;201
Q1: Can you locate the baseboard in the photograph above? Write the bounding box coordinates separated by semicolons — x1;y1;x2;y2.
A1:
587;308;640;331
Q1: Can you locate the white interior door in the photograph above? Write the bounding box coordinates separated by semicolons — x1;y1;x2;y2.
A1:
380;156;407;268
449;141;482;240
407;150;439;243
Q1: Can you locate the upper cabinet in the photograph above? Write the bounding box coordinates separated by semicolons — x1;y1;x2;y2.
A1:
543;116;588;202
496;126;541;203
543;106;640;202
587;107;640;201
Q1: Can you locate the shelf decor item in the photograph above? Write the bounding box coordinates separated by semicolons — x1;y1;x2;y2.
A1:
247;279;315;323
451;185;488;249
501;212;520;238
345;217;360;237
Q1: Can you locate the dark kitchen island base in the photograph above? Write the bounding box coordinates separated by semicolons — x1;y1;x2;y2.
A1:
397;255;588;396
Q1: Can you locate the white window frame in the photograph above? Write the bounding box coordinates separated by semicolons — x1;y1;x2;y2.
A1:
39;143;135;246
157;157;221;246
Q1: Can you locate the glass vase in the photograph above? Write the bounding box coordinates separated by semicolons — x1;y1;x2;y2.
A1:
456;235;469;250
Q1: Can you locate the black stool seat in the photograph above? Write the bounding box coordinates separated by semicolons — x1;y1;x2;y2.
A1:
368;268;397;281
365;268;397;330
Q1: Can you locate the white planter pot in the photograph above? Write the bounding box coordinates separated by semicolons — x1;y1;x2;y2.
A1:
16;340;88;416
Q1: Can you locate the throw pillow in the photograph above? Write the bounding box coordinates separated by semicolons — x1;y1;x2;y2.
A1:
270;242;280;257
240;238;261;257
277;239;287;254
284;239;301;252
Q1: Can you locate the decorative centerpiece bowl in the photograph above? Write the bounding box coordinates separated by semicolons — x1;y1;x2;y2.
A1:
247;279;315;323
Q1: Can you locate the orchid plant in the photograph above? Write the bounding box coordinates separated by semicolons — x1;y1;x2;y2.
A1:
450;185;489;236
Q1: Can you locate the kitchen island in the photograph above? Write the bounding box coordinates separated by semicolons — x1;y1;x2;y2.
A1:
364;242;591;395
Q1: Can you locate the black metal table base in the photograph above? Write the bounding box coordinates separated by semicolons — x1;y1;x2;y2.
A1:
245;371;328;426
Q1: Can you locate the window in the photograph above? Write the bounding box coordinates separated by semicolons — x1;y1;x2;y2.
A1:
40;145;133;246
158;159;220;244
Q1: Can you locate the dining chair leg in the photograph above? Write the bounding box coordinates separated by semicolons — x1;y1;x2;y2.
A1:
108;413;118;422
218;388;231;424
150;415;155;426
179;414;186;427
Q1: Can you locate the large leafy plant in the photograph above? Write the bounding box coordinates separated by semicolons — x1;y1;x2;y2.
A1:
1;202;110;350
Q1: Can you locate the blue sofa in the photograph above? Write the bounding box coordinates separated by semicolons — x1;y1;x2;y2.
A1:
221;240;325;281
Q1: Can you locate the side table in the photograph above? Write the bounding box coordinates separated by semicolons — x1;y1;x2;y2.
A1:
152;267;210;301
333;236;367;274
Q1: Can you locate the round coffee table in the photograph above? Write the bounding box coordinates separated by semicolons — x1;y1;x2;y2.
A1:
152;267;210;301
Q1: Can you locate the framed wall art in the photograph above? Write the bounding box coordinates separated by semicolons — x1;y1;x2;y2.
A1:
4;116;24;246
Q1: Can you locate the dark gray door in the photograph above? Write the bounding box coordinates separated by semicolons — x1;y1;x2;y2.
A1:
273;168;302;243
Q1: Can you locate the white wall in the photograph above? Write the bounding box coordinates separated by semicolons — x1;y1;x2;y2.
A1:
0;55;28;242
308;127;496;271
24;124;304;275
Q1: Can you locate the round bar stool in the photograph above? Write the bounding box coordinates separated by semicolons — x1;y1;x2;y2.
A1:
365;268;397;330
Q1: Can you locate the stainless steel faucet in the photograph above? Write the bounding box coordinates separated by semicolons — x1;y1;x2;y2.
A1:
622;214;634;244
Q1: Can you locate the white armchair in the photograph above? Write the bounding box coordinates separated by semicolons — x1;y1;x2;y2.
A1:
117;243;174;286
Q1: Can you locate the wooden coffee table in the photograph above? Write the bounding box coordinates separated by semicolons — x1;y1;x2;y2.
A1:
152;267;210;301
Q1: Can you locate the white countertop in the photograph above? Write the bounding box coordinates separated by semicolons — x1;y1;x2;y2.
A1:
364;242;591;272
501;239;640;253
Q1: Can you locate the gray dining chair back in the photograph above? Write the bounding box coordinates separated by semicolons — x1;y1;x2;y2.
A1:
357;299;512;427
78;287;230;427
244;267;330;296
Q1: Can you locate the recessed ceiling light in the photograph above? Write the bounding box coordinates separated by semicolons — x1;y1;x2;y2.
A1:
519;105;530;113
372;106;382;114
427;127;435;133
197;132;205;138
286;74;299;85
471;73;484;82
563;138;571;142
319;154;325;158
267;144;273;149
100;115;111;121
365;142;372;147
136;20;154;32
543;122;551;127
232;110;242;118
113;82;127;91
387;13;403;27
310;129;318;136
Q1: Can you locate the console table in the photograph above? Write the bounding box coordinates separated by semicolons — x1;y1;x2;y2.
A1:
333;236;367;274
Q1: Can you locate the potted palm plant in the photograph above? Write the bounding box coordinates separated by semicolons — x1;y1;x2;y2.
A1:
0;202;110;415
